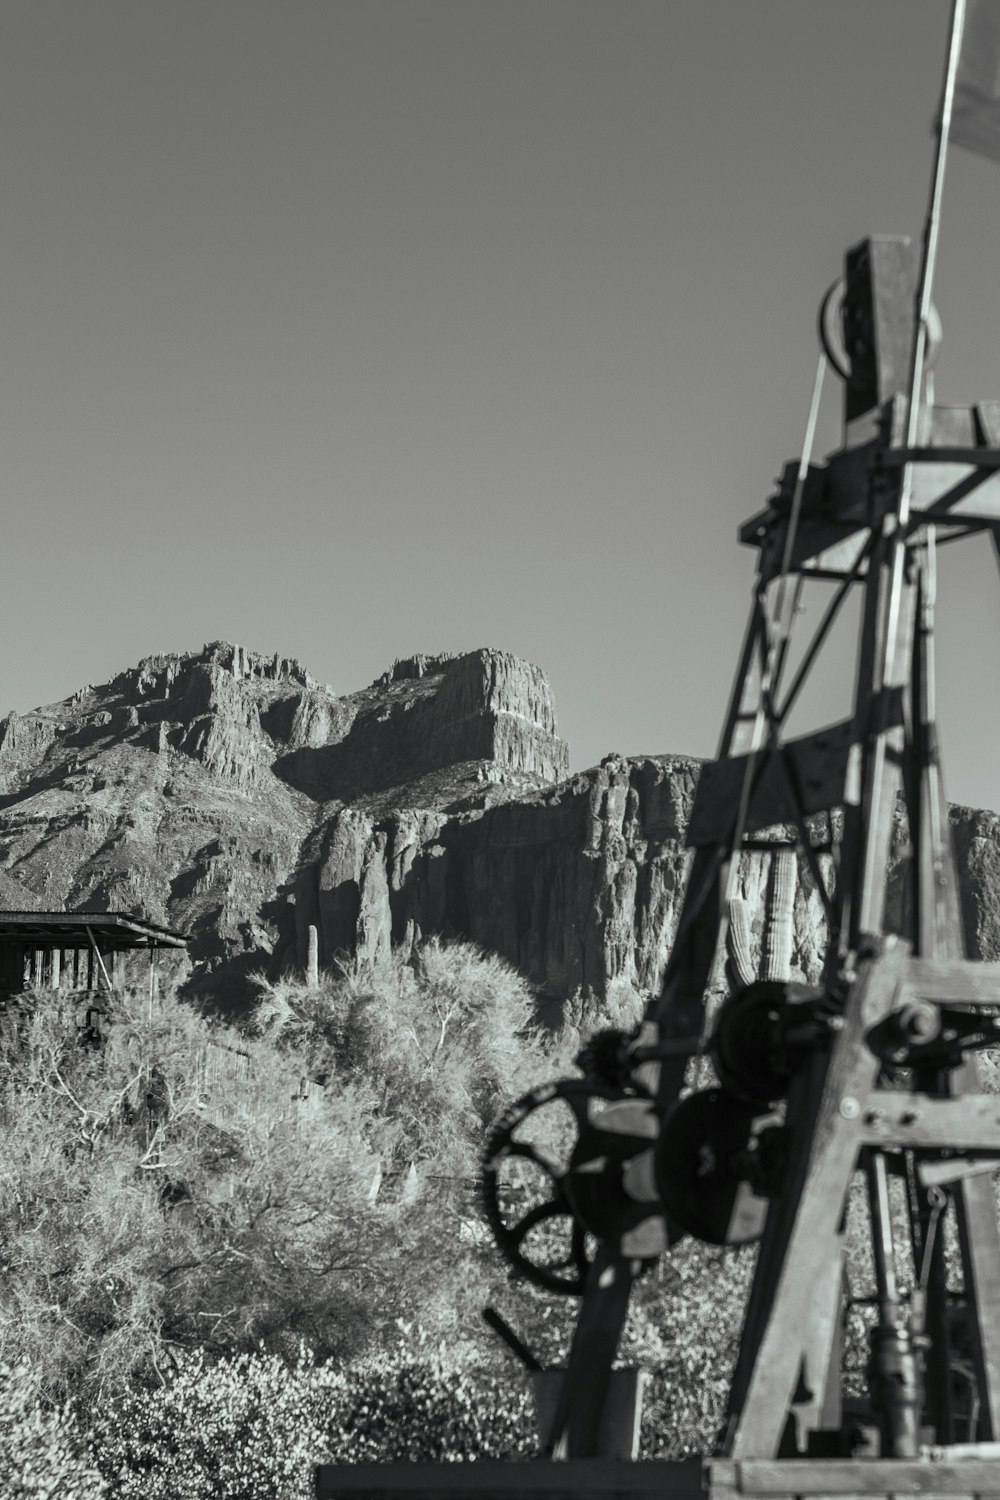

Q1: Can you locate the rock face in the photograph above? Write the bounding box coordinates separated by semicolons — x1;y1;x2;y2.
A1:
0;643;569;1002
3;639;1000;1011
275;650;567;802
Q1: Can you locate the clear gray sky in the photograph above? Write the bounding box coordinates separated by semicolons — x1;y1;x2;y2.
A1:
5;2;1000;808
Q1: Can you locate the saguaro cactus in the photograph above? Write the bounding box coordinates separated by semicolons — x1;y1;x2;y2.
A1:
762;849;796;983
726;896;756;992
306;924;319;988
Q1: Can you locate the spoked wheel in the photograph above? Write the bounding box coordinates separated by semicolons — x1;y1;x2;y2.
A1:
481;1078;666;1295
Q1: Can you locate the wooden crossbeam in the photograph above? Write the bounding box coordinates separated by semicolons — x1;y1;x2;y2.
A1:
904;958;1000;1005
707;1456;1000;1495
314;1458;704;1499
857;1094;1000;1150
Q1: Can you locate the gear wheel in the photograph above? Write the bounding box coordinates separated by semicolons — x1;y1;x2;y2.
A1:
481;1077;666;1295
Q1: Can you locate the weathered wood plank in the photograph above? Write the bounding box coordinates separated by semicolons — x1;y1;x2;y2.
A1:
314;1457;704;1498
729;1458;1000;1494
859;1094;1000;1151
743;512;871;580
542;1252;637;1459
903;959;1000;1006
911;463;1000;523
686;716;866;848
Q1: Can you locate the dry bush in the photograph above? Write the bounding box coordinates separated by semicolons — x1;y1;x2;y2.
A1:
1;937;764;1473
0;940;570;1407
0;1359;106;1499
89;1345;535;1498
0;984;390;1400
249;938;559;1175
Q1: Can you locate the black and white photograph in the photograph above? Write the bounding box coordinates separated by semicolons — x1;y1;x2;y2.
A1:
4;3;1000;1497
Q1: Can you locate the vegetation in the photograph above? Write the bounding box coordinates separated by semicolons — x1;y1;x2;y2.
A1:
88;1347;536;1499
0;1359;105;1500
0;940;752;1494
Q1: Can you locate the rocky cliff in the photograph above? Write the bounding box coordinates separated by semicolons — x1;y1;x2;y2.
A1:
0;642;570;1001
2;640;1000;1010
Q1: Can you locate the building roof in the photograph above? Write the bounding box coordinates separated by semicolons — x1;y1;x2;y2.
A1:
0;911;188;949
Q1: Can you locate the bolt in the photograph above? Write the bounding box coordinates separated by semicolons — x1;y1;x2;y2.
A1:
840;1096;860;1120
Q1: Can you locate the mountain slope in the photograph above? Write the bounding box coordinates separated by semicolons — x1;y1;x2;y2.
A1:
4;640;1000;1009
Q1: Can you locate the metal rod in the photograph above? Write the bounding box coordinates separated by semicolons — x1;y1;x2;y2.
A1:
481;1306;543;1373
867;1149;899;1307
859;0;966;919
896;0;966;581
775;354;828;619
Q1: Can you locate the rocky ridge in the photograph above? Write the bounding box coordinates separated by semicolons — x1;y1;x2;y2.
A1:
2;641;1000;1009
0;643;571;1000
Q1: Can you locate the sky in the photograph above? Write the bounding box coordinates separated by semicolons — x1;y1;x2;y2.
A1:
5;1;1000;809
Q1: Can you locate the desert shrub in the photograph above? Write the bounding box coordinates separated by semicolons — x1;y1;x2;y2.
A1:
327;1351;534;1463
249;939;559;1175
0;1359;106;1499
2;936;760;1474
89;1348;327;1500
88;1345;535;1498
85;1253;754;1495
635;1243;756;1458
0;984;396;1401
0;940;583;1408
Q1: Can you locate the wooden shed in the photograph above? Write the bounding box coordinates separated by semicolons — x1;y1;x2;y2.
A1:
0;910;188;1001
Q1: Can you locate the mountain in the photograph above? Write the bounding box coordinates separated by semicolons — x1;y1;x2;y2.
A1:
0;642;568;1002
2;640;1000;1009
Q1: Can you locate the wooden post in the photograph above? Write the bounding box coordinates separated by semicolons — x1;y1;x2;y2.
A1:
544;1250;637;1460
725;943;908;1457
533;1369;647;1460
85;929;112;992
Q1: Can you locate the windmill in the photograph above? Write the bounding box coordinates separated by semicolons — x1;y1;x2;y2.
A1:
318;3;1000;1495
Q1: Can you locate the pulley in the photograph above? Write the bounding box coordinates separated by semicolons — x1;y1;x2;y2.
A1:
713;980;840;1105
481;1077;667;1295
817;248;941;419
654;1087;784;1246
712;981;795;1104
868;999;1000;1069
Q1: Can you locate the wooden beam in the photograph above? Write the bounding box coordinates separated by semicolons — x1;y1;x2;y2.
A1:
949;1057;1000;1440
725;943;910;1459
709;1456;1000;1493
543;1250;635;1460
686;715;871;848
314;1458;704;1499
903;958;1000;1005
858;1093;1000;1149
740;509;871;579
